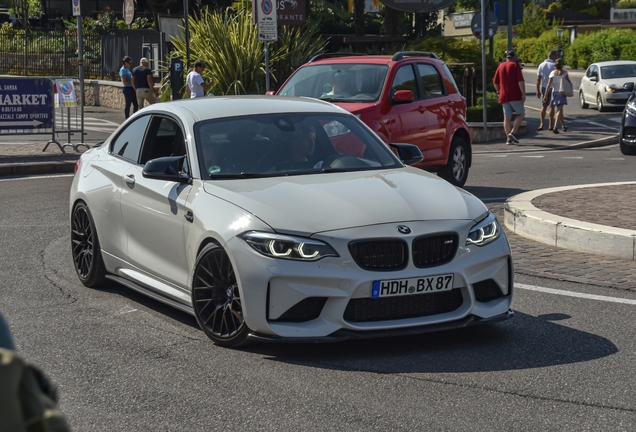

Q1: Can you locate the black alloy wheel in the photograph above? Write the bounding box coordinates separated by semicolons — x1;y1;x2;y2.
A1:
439;136;469;188
192;243;249;347
71;202;106;287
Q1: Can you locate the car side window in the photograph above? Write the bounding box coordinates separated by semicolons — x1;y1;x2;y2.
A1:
417;64;444;98
140;116;189;174
391;65;418;99
110;115;151;163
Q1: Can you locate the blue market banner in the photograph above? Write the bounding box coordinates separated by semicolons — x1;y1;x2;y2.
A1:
0;78;54;130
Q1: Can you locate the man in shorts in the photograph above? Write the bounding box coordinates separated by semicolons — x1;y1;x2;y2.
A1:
536;50;557;131
132;57;158;108
493;50;526;144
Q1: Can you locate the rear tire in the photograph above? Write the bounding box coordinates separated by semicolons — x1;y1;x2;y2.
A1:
579;91;588;109
439;137;470;188
192;243;249;347
71;202;106;288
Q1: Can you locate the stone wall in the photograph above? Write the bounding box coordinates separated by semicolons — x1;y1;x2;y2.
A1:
75;80;126;109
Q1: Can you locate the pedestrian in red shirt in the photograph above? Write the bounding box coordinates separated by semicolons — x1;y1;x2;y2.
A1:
493;50;526;145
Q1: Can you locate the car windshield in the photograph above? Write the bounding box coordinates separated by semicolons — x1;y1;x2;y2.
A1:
194;113;402;179
600;64;636;79
277;64;389;103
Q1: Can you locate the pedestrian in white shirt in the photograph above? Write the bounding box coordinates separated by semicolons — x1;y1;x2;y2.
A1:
536;50;557;131
186;60;214;98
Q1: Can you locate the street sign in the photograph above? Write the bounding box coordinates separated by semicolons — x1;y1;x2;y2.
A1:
72;0;81;17
123;0;135;25
495;0;523;25
471;11;498;38
0;78;54;130
257;0;278;41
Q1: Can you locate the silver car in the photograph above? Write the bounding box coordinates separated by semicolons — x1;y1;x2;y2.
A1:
579;60;636;112
70;96;513;347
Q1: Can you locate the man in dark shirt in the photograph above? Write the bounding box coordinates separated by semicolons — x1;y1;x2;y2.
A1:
132;57;158;108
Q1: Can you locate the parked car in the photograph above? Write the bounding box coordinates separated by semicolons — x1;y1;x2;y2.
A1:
70;96;513;347
272;52;473;187
579;60;636;112
619;82;636;155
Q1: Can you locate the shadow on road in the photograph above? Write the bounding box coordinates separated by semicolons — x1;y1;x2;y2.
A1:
463;186;528;202
244;312;617;373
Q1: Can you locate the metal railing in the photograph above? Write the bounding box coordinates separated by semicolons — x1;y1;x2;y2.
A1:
0;30;102;78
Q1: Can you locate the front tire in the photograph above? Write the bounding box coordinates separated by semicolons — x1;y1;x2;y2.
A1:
439;136;470;187
620;140;636;155
192;243;249;347
597;93;606;112
71;202;106;287
579;91;588;109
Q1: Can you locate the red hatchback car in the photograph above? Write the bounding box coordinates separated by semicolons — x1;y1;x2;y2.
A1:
273;51;472;187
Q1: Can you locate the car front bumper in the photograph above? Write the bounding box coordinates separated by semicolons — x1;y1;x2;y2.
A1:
226;219;514;341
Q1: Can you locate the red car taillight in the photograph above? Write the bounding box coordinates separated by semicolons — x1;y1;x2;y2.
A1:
74;159;81;175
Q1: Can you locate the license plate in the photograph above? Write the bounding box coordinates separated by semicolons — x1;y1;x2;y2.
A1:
371;274;454;298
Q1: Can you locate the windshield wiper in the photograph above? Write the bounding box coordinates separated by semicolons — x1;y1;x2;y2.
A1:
319;97;351;103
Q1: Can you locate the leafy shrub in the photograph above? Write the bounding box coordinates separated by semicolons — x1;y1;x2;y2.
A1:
569;28;636;69
466;104;503;122
170;7;327;95
616;0;636;8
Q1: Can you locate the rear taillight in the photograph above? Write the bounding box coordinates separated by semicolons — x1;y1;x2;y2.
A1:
74;159;81;174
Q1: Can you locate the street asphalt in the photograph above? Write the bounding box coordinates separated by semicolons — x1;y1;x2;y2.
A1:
1;102;634;292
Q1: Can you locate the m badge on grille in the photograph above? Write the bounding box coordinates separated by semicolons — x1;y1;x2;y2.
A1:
396;225;411;234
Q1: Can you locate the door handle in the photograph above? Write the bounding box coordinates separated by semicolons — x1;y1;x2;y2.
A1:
124;174;135;186
185;211;194;223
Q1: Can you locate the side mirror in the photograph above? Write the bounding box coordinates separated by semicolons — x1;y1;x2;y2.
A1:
590;75;598;82
265;91;275;95
624;82;635;92
142;156;190;183
393;90;414;104
389;143;423;165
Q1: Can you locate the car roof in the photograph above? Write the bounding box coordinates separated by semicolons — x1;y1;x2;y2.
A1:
592;60;636;67
142;95;350;122
307;54;443;66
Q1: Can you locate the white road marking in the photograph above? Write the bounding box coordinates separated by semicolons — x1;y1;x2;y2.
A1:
525;106;540;111
516;283;636;305
520;155;545;158
483;154;509;157
605;157;625;160
562;156;584;159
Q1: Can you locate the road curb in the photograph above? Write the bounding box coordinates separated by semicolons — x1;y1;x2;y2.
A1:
0;161;76;177
474;133;619;154
504;182;636;261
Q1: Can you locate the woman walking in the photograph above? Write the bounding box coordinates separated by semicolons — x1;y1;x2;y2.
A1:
543;58;572;133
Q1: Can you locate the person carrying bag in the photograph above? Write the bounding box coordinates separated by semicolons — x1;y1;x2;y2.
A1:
544;58;572;133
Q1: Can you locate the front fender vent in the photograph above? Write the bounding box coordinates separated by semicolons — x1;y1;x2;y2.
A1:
269;297;328;323
473;279;505;302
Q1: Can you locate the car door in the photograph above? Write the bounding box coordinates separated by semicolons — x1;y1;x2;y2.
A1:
96;114;151;259
119;115;193;289
387;64;427;149
582;65;599;104
416;63;451;162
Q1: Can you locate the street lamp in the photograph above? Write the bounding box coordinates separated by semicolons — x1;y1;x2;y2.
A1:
556;28;564;59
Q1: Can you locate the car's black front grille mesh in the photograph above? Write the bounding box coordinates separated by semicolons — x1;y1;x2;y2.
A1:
343;289;463;322
623;126;636;138
349;240;408;271
473;279;505;302
270;297;327;323
412;233;458;268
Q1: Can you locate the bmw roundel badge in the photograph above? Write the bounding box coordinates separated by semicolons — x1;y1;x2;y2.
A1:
397;225;411;234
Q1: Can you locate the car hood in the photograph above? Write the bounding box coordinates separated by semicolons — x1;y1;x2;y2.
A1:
602;78;636;88
202;168;487;234
331;101;376;113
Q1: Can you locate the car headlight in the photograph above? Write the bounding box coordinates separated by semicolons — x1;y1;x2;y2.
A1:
466;212;500;246
242;231;339;261
606;86;618;93
627;101;636;117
